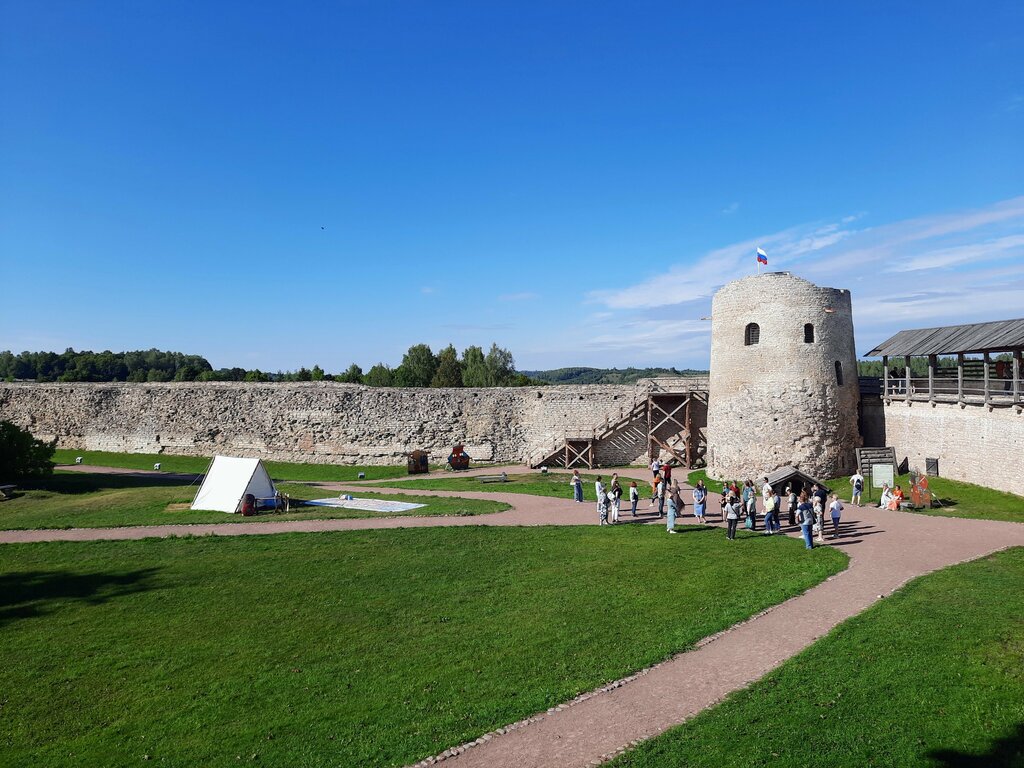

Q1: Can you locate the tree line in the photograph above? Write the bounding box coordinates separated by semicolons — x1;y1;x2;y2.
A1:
0;344;536;387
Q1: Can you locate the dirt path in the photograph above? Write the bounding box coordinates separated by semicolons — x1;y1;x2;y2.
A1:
9;465;1024;768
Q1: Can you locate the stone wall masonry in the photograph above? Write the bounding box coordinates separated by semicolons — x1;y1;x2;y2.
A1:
0;380;703;467
882;401;1024;497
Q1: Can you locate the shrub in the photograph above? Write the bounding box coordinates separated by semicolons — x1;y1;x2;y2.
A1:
0;421;56;479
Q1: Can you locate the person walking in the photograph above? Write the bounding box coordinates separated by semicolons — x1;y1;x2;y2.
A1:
650;457;661;478
849;471;864;506
692;480;708;524
667;481;682;533
595;476;608;525
797;492;815;549
829;493;844;538
609;476;622;524
570;470;583;503
725;492;740;540
629;481;639;517
656;475;666;518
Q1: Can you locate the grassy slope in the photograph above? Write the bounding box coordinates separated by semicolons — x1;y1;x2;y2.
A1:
0;474;508;529
51;449;410;482
367;471;652;500
612;546;1024;768
0;527;846;767
688;470;1024;523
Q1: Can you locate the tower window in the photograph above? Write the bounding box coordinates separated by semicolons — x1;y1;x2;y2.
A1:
804;323;814;343
835;360;844;385
744;323;760;346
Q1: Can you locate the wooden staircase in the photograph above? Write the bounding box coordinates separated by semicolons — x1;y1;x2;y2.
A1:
529;399;648;470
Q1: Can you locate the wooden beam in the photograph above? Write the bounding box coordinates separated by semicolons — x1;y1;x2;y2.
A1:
1015;350;1022;404
984;352;991;404
651;398;689;434
904;355;911;399
882;355;889;397
928;354;936;402
957;353;964;402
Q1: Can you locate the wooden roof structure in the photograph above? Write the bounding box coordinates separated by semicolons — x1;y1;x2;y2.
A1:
865;318;1024;358
762;466;831;494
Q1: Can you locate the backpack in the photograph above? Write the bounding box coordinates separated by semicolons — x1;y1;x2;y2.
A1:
854;478;863;492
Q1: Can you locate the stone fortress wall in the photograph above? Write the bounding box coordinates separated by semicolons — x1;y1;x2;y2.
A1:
705;273;862;481
881;401;1024;497
0;378;705;467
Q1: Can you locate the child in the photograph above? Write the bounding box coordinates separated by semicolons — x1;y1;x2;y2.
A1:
829;493;843;539
570;470;583;503
629;481;639;517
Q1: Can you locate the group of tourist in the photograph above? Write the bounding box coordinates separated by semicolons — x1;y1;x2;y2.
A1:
576;464;858;550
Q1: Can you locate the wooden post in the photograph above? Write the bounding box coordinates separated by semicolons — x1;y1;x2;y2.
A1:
564;442;568;469
1015;350;1022;404
928;354;936;401
904;355;911;399
957;353;964;402
984;352;991;404
883;355;889;397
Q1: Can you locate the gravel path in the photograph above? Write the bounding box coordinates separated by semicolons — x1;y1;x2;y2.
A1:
7;465;1024;768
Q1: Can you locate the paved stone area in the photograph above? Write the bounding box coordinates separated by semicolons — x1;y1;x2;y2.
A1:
5;465;1023;768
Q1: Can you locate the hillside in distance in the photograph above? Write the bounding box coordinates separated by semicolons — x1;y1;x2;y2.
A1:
522;366;709;385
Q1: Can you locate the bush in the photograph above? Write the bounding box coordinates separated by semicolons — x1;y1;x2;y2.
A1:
0;421;56;479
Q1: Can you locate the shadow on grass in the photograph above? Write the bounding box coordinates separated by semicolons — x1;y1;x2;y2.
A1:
0;568;162;628
928;722;1024;767
23;473;198;495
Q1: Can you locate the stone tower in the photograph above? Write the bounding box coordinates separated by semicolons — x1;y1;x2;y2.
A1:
705;272;861;480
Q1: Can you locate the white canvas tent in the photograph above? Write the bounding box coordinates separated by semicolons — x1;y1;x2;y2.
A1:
191;456;278;513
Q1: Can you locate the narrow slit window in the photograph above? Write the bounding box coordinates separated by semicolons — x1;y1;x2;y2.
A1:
835;360;844;385
804;323;814;343
745;323;760;346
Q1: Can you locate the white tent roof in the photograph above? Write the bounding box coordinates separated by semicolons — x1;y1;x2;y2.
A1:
191;456;277;513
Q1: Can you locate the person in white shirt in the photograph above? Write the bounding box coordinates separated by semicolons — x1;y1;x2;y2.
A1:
849;472;864;506
595;477;608;525
650;458;661;477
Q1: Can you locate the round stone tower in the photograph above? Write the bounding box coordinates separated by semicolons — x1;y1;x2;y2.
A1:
705;272;861;481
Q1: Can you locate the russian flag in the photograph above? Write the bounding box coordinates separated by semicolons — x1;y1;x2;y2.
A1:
756;247;768;265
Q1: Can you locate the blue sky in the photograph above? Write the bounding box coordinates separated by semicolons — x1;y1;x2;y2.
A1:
2;1;1022;372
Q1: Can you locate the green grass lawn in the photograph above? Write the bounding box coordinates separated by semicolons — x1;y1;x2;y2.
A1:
688;469;1024;524
0;473;509;529
611;546;1024;768
0;527;847;767
367;470;652;500
51;449;411;482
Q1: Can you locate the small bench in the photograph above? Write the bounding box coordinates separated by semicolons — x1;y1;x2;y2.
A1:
0;484;17;500
478;473;509;484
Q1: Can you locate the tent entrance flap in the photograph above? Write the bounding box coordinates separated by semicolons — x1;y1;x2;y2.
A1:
191;456;277;513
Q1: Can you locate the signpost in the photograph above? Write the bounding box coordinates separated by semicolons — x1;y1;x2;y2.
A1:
872;463;894;491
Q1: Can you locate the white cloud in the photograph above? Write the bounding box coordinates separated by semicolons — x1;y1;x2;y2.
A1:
584;195;1024;365
721;202;739;215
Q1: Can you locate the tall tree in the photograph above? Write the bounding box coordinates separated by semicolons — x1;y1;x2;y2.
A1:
431;345;464;387
395;344;437;387
339;363;364;384
485;343;516;386
364;363;394;387
461;345;489;387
